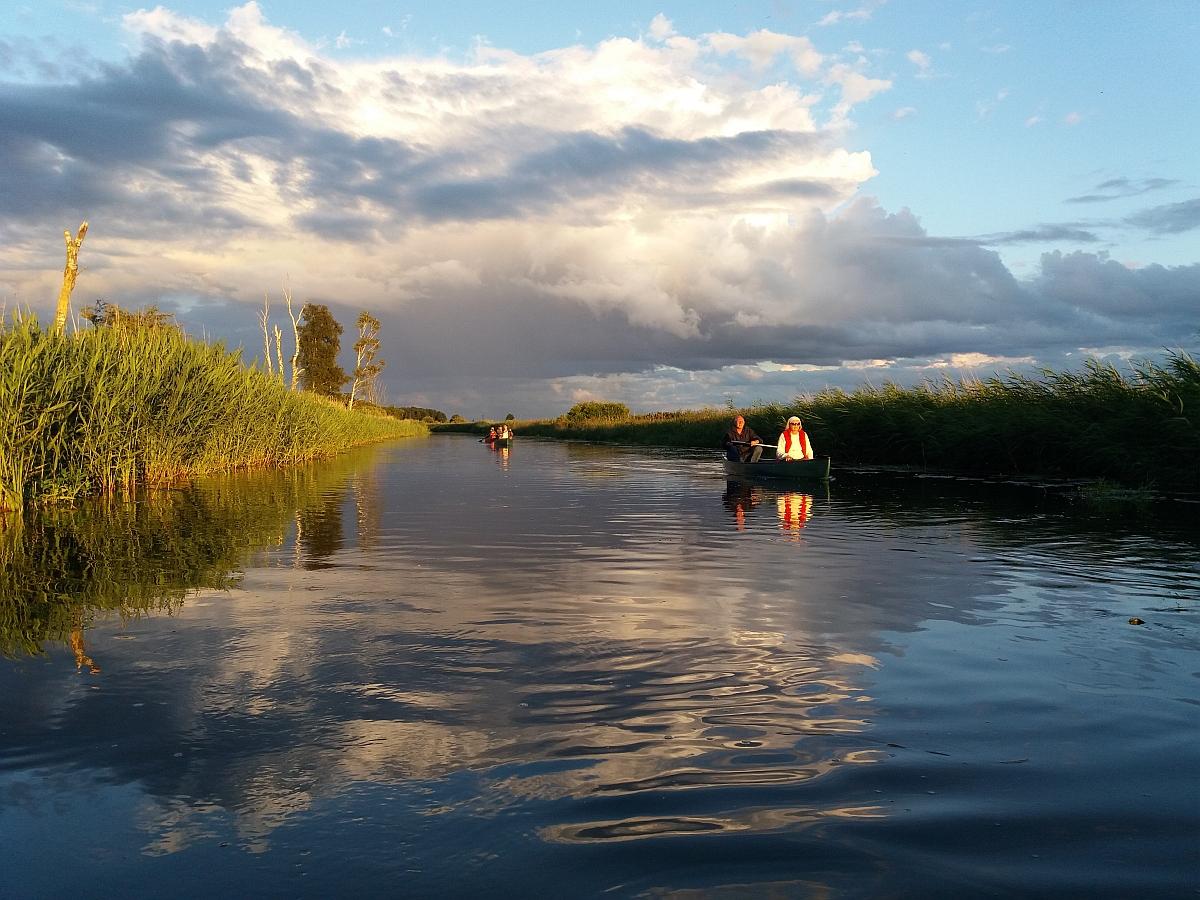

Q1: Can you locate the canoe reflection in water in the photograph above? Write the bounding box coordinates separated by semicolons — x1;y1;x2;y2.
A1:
777;491;813;536
722;480;814;534
721;479;764;530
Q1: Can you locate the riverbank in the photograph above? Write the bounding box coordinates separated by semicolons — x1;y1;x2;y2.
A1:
437;354;1200;491
0;315;426;513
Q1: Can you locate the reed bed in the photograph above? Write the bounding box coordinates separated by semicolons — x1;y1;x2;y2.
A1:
0;314;425;512
441;353;1199;490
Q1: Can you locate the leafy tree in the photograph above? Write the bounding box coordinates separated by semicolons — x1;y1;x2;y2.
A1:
81;299;177;331
449;414;467;423
297;303;348;397
505;413;516;421
383;406;447;422
563;401;629;424
348;311;385;410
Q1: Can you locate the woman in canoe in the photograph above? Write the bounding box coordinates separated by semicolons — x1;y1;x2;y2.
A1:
776;416;814;461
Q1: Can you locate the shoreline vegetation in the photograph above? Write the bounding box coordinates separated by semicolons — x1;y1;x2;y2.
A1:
0;313;426;515
437;355;1200;493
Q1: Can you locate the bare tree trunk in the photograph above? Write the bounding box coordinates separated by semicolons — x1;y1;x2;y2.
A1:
274;325;285;382
53;222;88;334
259;293;273;376
283;284;302;390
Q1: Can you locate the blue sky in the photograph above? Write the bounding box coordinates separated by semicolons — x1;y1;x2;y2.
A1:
2;1;1197;418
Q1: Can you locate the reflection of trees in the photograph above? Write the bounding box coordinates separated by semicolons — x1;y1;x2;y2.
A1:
0;444;383;658
298;493;345;563
352;467;381;551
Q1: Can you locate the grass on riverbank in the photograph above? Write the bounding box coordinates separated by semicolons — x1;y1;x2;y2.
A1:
0;314;426;512
438;353;1200;490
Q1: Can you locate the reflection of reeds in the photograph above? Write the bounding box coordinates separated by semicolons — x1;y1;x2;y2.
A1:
0;446;377;658
0;314;426;512
453;354;1199;489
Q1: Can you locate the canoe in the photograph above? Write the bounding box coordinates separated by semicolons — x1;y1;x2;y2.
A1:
723;457;830;480
488;437;512;449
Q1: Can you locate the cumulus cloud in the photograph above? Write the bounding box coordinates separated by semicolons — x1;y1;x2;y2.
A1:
0;2;1194;419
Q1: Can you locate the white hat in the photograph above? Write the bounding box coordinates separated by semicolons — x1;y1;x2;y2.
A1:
787;416;801;425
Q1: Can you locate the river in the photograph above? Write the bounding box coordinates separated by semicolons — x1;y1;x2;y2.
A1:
1;434;1197;898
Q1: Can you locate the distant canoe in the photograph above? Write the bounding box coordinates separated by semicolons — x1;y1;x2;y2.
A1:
723;457;830;480
487;437;512;449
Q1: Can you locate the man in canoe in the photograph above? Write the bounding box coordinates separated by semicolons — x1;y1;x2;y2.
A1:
776;416;814;461
723;415;763;462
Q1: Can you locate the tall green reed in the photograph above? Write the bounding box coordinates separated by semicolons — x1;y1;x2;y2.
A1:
0;313;426;513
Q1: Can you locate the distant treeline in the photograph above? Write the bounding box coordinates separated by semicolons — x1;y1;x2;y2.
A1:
438;356;1200;492
0;314;427;513
379;405;448;422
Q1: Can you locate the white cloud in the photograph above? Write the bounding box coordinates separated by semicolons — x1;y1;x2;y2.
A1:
706;29;823;76
1064;111;1083;126
893;106;916;120
648;13;675;41
906;49;932;77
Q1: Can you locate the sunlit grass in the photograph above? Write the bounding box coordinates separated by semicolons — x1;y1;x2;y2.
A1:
0;313;426;512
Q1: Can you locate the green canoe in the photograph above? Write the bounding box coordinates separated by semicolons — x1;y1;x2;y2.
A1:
722;457;830;479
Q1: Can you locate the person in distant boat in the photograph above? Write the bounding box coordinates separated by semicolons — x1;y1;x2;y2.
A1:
723;415;762;462
487;427;498;442
776;416;814;461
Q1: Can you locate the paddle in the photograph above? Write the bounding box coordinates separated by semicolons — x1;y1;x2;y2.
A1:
726;439;770;462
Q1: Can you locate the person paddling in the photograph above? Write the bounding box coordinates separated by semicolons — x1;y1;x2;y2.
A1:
776;416;814;461
722;415;762;462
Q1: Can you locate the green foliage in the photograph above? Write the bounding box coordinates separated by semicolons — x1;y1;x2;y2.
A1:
297;303;348;396
0;312;427;513
563;401;630;424
505;413;516;421
448;414;466;423
81;299;178;331
382;405;448;422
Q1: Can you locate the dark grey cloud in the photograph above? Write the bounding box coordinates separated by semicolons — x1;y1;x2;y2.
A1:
1124;197;1200;235
977;225;1101;245
408;127;831;222
1066;177;1180;204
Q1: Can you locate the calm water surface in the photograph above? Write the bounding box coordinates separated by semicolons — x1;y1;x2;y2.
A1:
2;435;1197;898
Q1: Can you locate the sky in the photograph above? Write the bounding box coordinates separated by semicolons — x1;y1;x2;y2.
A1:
1;1;1197;420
